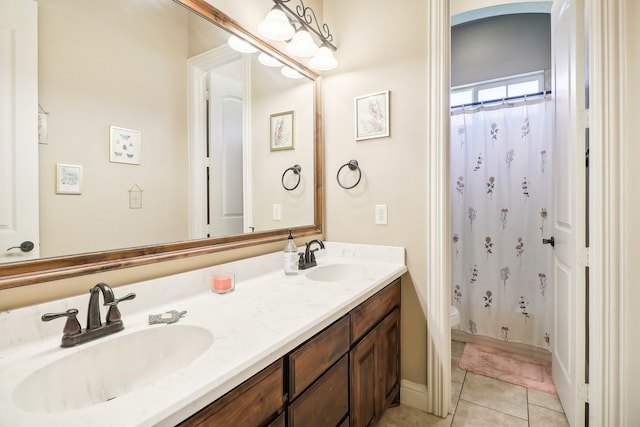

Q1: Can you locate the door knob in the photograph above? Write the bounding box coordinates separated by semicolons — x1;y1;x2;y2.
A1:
542;236;555;247
6;241;35;252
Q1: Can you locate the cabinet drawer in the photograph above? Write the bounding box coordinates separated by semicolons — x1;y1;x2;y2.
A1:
350;279;401;344
289;315;350;399
287;355;349;427
178;359;284;427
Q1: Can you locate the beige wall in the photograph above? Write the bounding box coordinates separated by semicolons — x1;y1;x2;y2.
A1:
322;0;429;387
624;1;640;423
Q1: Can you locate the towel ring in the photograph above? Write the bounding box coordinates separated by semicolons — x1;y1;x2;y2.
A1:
337;160;362;190
281;164;302;191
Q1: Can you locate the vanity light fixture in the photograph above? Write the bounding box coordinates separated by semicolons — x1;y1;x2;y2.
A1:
227;35;259;54
285;28;318;58
258;0;338;71
258;5;295;41
309;44;338;71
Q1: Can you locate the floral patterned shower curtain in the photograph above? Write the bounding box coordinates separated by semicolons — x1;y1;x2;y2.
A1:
450;97;553;349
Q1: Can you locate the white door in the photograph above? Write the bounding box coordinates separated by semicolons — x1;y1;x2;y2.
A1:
551;1;587;425
0;0;40;264
207;68;244;237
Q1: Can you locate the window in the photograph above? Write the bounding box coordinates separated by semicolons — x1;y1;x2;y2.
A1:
451;71;547;107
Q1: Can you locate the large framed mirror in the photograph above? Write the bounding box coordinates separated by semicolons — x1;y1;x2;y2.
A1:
0;0;323;289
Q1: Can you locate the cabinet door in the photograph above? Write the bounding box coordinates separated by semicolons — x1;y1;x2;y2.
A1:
350;328;379;427
350;308;401;427
378;308;400;410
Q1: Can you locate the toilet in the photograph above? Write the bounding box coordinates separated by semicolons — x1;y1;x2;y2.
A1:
450;306;460;329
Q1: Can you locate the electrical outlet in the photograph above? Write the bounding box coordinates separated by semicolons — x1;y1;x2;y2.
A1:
273;204;282;220
375;204;388;225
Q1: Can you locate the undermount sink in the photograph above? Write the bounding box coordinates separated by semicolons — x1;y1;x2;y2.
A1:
12;324;213;413
305;264;366;282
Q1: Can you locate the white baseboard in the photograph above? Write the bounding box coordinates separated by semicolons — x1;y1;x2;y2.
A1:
400;379;429;412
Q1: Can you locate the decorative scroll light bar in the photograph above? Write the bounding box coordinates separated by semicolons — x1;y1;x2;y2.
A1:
258;0;338;71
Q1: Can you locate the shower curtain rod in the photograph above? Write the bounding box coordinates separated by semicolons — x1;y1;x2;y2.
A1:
450;90;552;110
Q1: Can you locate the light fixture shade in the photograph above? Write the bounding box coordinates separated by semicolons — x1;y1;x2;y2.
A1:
281;66;304;79
258;52;282;67
258;7;295;41
227;35;258;54
285;29;318;58
309;46;338;71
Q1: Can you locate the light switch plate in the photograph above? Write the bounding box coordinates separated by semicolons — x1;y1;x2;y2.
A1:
375;204;388;225
273;204;282;220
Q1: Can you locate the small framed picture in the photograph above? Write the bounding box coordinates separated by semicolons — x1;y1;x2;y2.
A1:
56;163;82;195
110;125;141;164
355;90;390;141
270;111;295;151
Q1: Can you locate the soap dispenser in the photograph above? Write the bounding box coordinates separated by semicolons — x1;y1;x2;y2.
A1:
284;230;298;275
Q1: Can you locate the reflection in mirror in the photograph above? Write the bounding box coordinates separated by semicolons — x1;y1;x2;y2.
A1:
34;0;315;258
0;0;322;288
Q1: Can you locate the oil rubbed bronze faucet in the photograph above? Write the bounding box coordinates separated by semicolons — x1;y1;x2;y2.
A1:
42;283;136;348
298;239;325;270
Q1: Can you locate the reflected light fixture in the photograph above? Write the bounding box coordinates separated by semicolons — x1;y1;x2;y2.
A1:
258;52;282;67
281;66;304;79
227;35;259;54
259;0;338;71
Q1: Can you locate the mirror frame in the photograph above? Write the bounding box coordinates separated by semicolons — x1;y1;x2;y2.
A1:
0;0;323;291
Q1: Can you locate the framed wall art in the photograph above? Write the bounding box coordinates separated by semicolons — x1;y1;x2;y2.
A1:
110;125;141;164
56;163;82;195
270;111;294;151
355;90;390;141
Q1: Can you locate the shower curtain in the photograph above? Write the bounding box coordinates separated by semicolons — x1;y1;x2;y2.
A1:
450;96;553;349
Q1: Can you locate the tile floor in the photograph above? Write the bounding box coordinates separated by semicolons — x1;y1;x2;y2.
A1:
378;340;569;427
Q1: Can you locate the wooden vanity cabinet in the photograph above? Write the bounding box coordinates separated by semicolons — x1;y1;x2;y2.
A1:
350;280;401;427
179;278;401;427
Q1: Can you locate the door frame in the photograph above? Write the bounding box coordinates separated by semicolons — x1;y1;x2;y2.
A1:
426;0;626;423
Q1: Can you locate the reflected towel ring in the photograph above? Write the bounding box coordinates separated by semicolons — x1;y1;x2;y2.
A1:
337;160;362;189
282;164;302;191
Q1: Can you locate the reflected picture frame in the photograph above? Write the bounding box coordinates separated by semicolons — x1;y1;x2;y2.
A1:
110;125;141;164
355;90;390;141
270;110;295;151
56;163;82;195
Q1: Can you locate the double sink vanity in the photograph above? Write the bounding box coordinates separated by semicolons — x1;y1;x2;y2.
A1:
0;242;406;426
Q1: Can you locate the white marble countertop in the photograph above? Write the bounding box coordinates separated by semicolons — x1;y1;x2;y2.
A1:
0;242;406;427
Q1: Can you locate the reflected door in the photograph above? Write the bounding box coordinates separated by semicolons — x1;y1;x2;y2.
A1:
0;0;39;264
207;67;244;238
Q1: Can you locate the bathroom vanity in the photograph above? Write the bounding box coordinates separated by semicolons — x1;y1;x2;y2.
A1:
0;242;406;426
179;279;401;427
